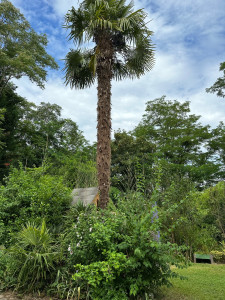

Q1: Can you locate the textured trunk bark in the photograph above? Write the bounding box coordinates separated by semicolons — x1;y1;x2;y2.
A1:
96;33;113;209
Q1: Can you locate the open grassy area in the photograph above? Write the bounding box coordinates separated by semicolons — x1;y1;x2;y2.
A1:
158;264;225;300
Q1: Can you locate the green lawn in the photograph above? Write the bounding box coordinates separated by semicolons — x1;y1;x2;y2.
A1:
158;264;225;300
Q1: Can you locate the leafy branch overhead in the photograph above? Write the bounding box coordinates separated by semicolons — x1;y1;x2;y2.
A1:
0;0;58;93
206;62;225;98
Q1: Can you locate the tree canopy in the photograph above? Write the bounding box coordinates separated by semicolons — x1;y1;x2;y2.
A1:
0;0;58;94
0;84;88;181
0;107;5;149
206;61;225;98
112;96;223;192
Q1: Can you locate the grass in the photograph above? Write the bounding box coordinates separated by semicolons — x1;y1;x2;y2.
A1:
157;263;225;300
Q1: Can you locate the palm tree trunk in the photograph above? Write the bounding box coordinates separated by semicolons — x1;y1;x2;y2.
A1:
96;34;113;209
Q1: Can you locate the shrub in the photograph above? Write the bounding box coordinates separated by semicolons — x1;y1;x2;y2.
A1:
211;242;225;263
48;154;97;188
60;193;185;299
0;245;16;291
0;221;59;292
211;250;225;263
0;165;71;246
200;181;225;242
156;179;218;258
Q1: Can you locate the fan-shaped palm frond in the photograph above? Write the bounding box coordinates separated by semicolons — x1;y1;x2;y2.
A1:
65;8;90;46
125;36;155;77
64;49;96;89
113;36;155;80
8;221;59;291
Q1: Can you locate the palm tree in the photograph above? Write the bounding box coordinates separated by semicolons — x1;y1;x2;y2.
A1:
64;0;155;209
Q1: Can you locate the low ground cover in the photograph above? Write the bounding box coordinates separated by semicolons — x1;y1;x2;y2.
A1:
158;264;225;300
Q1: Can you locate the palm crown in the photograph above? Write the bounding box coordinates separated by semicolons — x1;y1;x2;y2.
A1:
64;0;155;89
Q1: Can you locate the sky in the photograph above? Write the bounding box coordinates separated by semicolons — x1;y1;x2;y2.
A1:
9;0;225;143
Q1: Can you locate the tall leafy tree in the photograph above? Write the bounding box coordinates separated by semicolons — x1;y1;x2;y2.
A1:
64;0;154;208
0;107;5;149
17;101;87;168
0;85;88;181
134;96;217;187
0;0;58;95
112;96;220;192
200;181;225;241
208;121;225;177
206;62;225;98
0;84;26;180
111;130;155;192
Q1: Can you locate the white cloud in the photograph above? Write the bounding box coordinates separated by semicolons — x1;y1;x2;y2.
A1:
7;0;225;143
190;91;225;128
45;0;78;16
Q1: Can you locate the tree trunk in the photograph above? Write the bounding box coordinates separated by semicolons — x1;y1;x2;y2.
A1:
96;33;113;209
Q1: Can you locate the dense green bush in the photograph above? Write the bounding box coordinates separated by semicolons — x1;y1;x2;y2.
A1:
158;182;218;257
47;152;97;188
0;166;72;246
148;165;219;258
60;156;97;188
59;193;185;299
200;181;225;242
0;245;14;291
0;193;186;298
210;241;225;263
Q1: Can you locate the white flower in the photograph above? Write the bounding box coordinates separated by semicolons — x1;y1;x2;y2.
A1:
76;242;80;247
68;245;73;254
89;227;92;232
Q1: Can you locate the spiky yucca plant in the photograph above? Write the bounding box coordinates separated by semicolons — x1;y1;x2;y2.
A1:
64;0;155;208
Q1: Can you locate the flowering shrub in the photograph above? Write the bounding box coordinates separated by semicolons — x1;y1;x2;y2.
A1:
62;193;185;299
